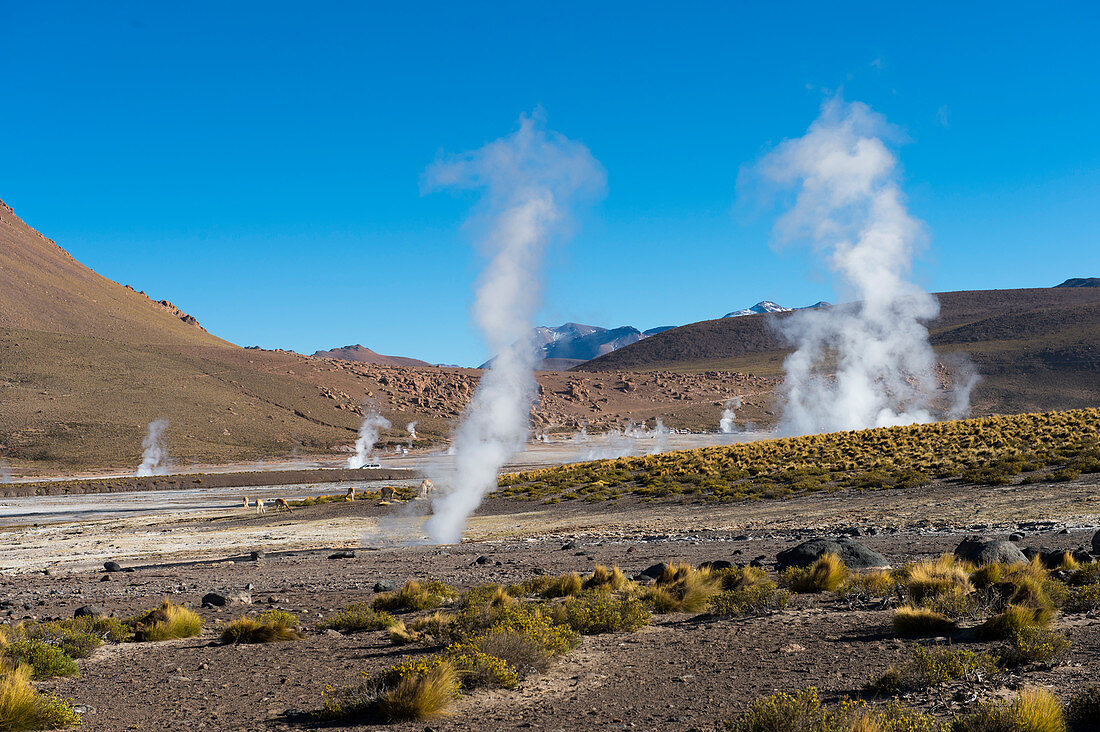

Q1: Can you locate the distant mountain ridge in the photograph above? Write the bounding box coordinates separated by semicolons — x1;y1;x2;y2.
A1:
723;300;830;318
1056;277;1099;288
311;344;432;368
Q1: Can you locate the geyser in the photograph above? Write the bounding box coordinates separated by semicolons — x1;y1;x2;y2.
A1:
747;97;970;435
719;397;741;433
347;412;390;469
135;418;169;477
422;111;604;544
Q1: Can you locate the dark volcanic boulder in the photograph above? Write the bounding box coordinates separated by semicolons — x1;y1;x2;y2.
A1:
954;537;1027;565
103;561;122;573
639;563;669;580
74;605;107;619
775;537;889;571
1093;529;1100;555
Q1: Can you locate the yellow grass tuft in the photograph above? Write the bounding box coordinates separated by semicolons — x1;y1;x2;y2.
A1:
375;661;458;722
131;599;203;642
220;610;305;644
892;606;957;637
644;563;722;613
783;553;849;593
1010;687;1066;732
976;603;1053;640
0;664;81;730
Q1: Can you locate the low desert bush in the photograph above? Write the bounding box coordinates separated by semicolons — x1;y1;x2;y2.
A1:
1067;560;1100;587
459;585;515;609
892;606;957;637
221;610;305;644
470;629;552;678
130;599;203;642
372;579;458;612
0;664;81;731
975;604;1053;641
556;591;650;634
1065;685;1100;730
442;643;518;690
868;646;1000;694
535;573;584;599
949;687;1065;732
643;563;722;612
1064;583;1100;613
838;571;897;602
710;581;790;617
1000;627;1070;667
732;686;937;732
2;641;78;680
322;658;459;723
781;553;849;593
452;601;578;656
388;611;455;645
7;621;101;660
326;603;396;632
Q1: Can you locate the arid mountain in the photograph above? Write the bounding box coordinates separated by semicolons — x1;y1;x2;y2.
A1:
481;322;675;371
1056;277;1099;288
722;300;829;318
310;344;432;368
577;287;1100;414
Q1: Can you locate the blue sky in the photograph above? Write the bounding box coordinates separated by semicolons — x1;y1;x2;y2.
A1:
1;2;1097;365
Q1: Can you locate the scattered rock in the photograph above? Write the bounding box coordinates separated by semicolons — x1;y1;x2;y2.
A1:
474;555;493;565
328;551;356;560
954;537;1027;565
201;591;252;607
638;563;668;580
250;550;265;561
324;628;344;638
99;575;111;582
103;561;122;573
74;605;107;619
266;595;280;604
698;560;733;571
1092;529;1100;555
776;537;889;570
780;643;806;653
1008;533;1024;542
373;580;397;593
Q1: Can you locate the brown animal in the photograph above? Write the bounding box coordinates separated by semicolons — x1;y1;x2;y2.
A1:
255;498;266;515
380;486;395;501
417;479;435;499
242;496;250;509
344;486;356;502
273;497;293;513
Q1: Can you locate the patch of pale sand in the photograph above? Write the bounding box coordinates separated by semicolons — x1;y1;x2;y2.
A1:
0;513;381;574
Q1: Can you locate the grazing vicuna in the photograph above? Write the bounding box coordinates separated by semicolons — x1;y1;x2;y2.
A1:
380;486;395;501
417;479;435;499
344;486;356;502
273;498;293;513
255;498;266;515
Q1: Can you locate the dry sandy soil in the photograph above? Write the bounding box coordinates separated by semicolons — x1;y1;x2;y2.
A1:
3;473;1099;731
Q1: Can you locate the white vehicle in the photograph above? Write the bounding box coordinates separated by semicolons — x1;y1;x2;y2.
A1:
357;463;382;469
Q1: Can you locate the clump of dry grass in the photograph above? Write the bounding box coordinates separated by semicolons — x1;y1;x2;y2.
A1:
220;610;305;644
868;646;1001;694
388;611;455;645
130;599;203;642
322;658;459;723
975;603;1053;641
643;563;722;613
892;606;957;637
0;663;81;730
896;554;974;604
949;687;1065;732
781;553;850;593
372;579;458;612
583;565;630;592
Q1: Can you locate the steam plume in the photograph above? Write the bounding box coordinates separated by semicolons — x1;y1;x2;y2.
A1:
720;397;741;433
747;97;964;435
406;421;418;441
347;412;390;468
423;111;604;544
135;419;169;476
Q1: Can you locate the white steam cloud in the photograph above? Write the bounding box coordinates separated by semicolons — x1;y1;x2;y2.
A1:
720;397;741;433
747;97;966;435
347;412;390;468
406;421;418;441
423;111;605;544
135;418;170;477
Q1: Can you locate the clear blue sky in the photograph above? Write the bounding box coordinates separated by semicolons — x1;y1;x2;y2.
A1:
1;2;1097;365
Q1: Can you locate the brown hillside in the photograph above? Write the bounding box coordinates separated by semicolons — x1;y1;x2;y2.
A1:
311;344;432;367
0;199;230;346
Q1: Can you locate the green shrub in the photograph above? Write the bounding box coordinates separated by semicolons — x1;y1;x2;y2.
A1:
442;643;518;689
1000;627;1070;667
950;687;1065;732
1064;583;1100;613
732;686;824;732
557;591;650;634
372;579;458;612
838;571;897;602
326;603;397;632
868;646;1000;693
469;629;553;679
710;583;790;617
3;641;78;680
0;664;82;731
781;553;849;593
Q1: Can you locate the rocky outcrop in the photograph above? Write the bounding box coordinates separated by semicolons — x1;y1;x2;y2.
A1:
776;537;889;570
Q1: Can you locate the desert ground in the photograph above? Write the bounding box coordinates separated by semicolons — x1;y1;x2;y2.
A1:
2;466;1098;731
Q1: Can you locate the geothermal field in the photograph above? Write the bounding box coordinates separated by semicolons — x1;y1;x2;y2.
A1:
2;7;1099;732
